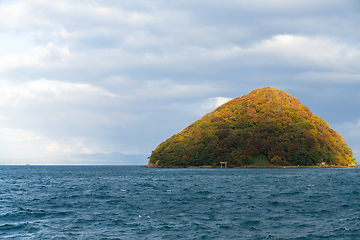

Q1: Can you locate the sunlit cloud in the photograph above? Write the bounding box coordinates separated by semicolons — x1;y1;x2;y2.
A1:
201;97;233;111
0;128;97;158
0;79;120;107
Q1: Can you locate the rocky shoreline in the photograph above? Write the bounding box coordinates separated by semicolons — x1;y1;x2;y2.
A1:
143;165;359;169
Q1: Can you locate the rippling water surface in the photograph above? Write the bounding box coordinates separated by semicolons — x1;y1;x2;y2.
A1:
0;166;359;239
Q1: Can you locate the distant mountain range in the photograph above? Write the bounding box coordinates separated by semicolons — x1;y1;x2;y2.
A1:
68;152;149;165
0;152;149;165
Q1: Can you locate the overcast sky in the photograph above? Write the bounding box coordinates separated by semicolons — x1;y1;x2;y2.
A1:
0;0;359;164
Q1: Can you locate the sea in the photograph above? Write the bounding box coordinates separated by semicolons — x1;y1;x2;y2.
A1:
0;166;359;239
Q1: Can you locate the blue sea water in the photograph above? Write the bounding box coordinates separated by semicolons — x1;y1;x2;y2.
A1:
0;166;359;239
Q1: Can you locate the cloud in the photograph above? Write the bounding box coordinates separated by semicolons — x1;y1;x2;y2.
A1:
201;97;233;111
334;121;360;138
0;0;359;84
0;79;127;157
0;2;36;30
331;120;360;159
0;128;43;142
2;32;359;84
220;0;348;12
127;80;220;101
0;79;120;108
0;127;97;158
0;0;155;30
252;35;360;70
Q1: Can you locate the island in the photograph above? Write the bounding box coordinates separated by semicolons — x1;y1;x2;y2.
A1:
147;87;356;168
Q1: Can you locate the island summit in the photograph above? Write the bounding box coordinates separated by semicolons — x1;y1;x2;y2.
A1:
148;87;356;168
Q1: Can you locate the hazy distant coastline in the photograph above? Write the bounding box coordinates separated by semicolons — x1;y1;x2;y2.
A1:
0;152;148;165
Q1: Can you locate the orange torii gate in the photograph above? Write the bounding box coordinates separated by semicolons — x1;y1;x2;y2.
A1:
220;162;227;168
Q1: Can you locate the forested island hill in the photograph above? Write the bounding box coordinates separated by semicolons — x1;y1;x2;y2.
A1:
148;87;356;168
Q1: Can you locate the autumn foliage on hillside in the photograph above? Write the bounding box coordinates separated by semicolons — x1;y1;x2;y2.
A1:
148;87;356;167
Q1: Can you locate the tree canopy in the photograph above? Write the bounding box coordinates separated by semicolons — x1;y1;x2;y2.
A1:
148;87;356;167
